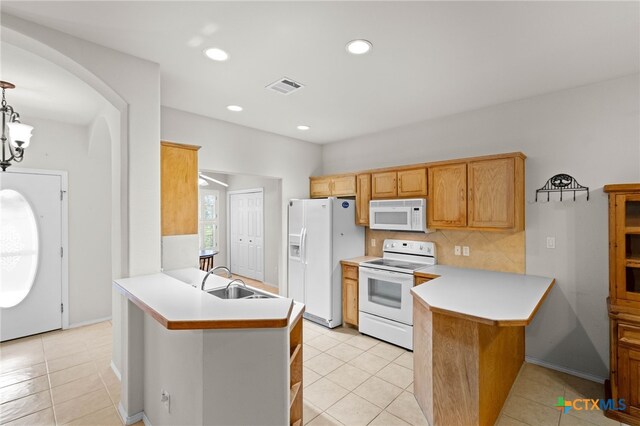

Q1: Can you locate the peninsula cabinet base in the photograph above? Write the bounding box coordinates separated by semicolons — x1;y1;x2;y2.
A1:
413;300;524;426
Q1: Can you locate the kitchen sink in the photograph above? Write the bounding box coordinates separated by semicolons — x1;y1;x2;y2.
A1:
207;286;275;300
208;286;255;299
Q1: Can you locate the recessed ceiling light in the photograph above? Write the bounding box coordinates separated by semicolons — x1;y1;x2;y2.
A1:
204;47;229;61
227;105;243;112
297;125;310;131
346;39;372;55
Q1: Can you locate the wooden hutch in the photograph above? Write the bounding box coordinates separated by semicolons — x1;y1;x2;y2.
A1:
604;183;640;425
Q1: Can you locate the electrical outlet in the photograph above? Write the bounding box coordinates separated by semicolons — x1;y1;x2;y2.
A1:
546;237;556;249
463;246;470;257
371;238;376;247
454;246;461;256
161;390;170;413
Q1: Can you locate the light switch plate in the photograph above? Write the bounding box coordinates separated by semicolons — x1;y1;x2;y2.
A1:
546;237;556;249
371;239;376;247
454;246;461;256
463;246;470;257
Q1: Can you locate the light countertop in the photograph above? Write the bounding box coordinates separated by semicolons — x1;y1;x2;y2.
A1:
113;268;299;330
341;256;379;267
410;265;554;326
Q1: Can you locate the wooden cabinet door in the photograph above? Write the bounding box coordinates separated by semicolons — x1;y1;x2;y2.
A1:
372;171;397;199
356;174;371;226
467;158;515;229
618;345;640;412
342;264;359;327
310;177;332;198
332;175;356;197
428;163;467;228
615;194;640;303
343;277;359;326
398;168;427;198
161;142;199;236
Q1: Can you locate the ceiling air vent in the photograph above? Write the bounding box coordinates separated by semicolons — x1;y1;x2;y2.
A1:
265;77;304;95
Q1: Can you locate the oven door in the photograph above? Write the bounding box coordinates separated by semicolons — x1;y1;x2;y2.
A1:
358;267;414;325
369;207;412;231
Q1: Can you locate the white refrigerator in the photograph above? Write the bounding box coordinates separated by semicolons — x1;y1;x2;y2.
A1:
288;198;364;328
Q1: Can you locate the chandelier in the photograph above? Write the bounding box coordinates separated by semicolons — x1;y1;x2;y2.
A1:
1;81;33;172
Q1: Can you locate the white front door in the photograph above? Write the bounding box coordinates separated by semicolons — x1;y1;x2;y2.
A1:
1;172;63;341
229;190;264;281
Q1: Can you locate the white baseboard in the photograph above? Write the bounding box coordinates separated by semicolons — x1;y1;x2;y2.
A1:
142;412;153;426
110;361;121;381
68;316;112;329
117;403;143;426
525;356;606;384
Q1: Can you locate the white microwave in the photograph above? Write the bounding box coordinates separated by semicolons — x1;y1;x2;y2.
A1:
369;198;430;232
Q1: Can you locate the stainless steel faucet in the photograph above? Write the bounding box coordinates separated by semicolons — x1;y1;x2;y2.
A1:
201;266;233;291
225;278;247;290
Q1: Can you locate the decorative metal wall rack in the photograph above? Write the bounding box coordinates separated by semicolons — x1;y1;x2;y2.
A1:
536;174;589;202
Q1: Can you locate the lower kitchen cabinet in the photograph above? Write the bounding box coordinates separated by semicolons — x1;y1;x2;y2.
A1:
414;275;434;286
342;263;359;327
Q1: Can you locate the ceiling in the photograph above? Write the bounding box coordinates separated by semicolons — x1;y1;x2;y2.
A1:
0;41;105;126
2;1;639;143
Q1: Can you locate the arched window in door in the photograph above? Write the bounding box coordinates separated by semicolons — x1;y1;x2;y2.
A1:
0;189;39;308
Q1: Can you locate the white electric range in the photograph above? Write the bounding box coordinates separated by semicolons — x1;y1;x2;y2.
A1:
358;239;436;350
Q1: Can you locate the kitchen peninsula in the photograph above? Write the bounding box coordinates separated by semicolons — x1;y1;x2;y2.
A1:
113;268;303;426
411;266;555;426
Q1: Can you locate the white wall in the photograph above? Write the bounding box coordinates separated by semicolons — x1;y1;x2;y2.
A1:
15;116;113;326
322;74;640;380
161;107;323;295
2;14;162;418
227;174;282;286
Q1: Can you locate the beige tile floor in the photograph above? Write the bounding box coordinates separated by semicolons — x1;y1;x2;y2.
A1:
301;320;624;426
0;321;139;426
0;318;623;426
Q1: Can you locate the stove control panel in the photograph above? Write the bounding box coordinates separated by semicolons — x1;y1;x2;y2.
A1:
383;239;435;256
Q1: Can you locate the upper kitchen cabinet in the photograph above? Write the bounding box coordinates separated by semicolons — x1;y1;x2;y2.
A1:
311;152;525;231
468;157;523;230
309;174;356;198
356;174;371;226
161;141;200;236
310;177;332;198
332;175;357;196
397;168;427;198
372;171;398;199
428;163;468;228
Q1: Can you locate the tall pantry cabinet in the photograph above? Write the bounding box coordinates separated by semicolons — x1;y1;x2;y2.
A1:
604;183;640;425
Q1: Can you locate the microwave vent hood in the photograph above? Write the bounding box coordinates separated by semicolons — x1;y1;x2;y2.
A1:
370;199;424;208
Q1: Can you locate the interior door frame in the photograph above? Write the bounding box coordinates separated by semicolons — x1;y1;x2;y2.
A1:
227;188;264;281
5;168;69;329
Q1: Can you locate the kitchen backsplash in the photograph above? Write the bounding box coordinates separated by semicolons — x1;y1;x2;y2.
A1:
366;228;525;274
